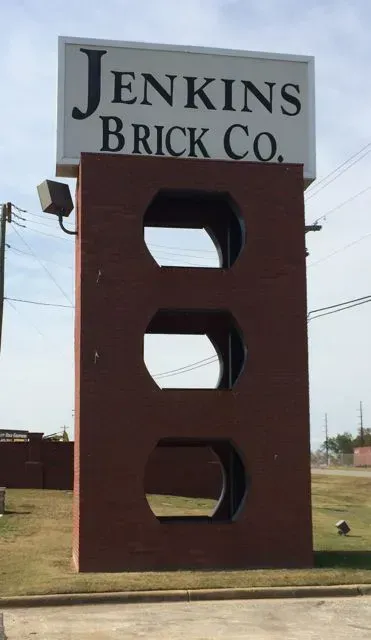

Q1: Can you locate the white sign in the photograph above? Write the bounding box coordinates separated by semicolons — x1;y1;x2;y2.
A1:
57;37;316;184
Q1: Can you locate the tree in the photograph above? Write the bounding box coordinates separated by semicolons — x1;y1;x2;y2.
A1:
321;432;354;455
353;428;371;448
311;449;327;466
320;429;371;457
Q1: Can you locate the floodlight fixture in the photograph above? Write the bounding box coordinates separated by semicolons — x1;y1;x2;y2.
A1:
37;180;76;235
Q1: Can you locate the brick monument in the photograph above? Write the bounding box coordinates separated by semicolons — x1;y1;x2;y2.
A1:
55;37;315;571
73;153;312;571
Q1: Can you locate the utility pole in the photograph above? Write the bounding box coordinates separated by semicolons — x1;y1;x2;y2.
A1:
324;413;329;466
359;401;365;446
0;203;12;354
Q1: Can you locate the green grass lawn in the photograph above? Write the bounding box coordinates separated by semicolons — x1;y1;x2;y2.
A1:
0;475;370;597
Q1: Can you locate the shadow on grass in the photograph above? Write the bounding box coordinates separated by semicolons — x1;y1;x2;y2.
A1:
4;510;31;515
315;551;371;569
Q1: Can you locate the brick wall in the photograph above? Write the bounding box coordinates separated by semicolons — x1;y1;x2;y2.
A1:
145;446;222;499
0;439;222;498
74;154;313;572
0;436;73;490
0;442;28;488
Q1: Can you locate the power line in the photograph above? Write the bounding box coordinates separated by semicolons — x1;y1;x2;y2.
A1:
11;204;27;213
12;203;75;228
9;238;208;269
150;246;217;259
308;294;371;316
153;354;218;379
5;289;370;380
148;242;215;253
308;184;371;226
11;211;26;222
154;254;216;268
155;356;219;380
21;225;71;241
305;143;371;201
24;216;75;231
308;297;371;321
11;226;73;305
5;299;44;338
155;295;371;379
5;296;73;309
305;149;371;202
19;210;46;220
307;231;371;268
6;243;73;270
305;142;371;192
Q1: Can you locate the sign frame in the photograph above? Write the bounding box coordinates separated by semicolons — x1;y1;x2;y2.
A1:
57;36;316;184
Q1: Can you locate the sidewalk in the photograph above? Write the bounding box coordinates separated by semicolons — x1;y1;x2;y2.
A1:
3;595;371;639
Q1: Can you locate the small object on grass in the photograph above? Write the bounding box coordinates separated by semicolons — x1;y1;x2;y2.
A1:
336;520;350;535
0;487;5;515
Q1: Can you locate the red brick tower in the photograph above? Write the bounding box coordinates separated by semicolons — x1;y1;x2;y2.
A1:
73;152;312;571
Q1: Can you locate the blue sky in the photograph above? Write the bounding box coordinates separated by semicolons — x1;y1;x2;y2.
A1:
1;0;371;447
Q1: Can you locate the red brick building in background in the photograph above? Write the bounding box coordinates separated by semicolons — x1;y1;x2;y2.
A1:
73;153;313;572
354;447;371;466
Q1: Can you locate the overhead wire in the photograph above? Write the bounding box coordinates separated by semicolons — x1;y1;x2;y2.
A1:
308;297;371;321
8;171;371;380
6;285;371;379
23;216;75;230
305;142;371;193
13;203;75;227
308;184;371;226
149;246;217;259
11;204;27;213
5;296;73;309
305;143;371;201
13;205;220;258
154;356;219;380
153;354;218;379
148;242;215;253
158;294;371;378
154;255;217;267
5;299;45;338
25;226;71;241
308;294;371;316
11;226;73;305
11;205;72;241
307;231;371;268
6;243;73;270
156;294;371;379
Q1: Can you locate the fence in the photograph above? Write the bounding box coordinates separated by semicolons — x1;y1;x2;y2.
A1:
0;436;221;498
0;434;73;490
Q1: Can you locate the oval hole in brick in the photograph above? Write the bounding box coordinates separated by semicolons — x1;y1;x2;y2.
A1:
143;189;245;268
144;438;248;522
144;309;247;390
144;227;220;267
144;334;221;389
